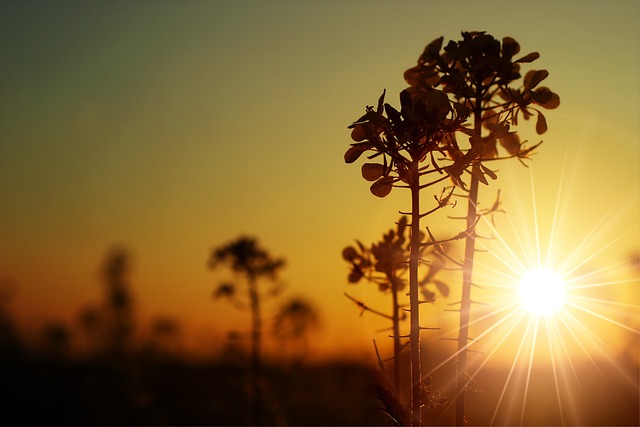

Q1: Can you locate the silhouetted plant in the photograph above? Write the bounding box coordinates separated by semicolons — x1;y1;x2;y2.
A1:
403;31;559;425
345;31;559;425
272;296;320;364
343;216;449;394
77;304;104;356
0;278;22;361
41;322;71;359
145;316;182;359
102;247;135;356
346;74;470;426
209;236;285;426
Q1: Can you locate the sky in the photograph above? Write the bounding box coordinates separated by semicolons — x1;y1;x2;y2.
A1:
0;0;638;364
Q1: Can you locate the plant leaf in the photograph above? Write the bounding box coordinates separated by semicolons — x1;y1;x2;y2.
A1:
524;69;549;91
348;270;363;283
342;246;358;262
515;52;540;63
377;89;386;113
433;280;450;297
351;125;367;142
535;89;560;109
471;165;489;185
420;288;435;302
480;164;498;180
535;111;548;135
344;144;367;164
502;36;520;57
498;133;520;156
361;163;385;181
370;176;394;198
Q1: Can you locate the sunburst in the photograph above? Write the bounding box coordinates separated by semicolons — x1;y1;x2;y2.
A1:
427;139;640;425
473;158;639;425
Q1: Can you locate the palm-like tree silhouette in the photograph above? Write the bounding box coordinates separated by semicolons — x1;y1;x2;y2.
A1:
209;236;285;425
102;247;134;356
272;297;320;364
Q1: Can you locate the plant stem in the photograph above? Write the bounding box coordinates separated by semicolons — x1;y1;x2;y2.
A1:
248;276;262;425
391;277;401;392
409;160;422;426
455;101;482;426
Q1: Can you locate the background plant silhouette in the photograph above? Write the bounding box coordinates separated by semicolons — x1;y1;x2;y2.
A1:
102;247;135;357
343;216;450;399
272;296;320;365
209;236;285;425
403;31;560;425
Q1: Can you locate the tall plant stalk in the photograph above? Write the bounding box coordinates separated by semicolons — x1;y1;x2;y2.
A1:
209;236;285;426
456;107;482;425
408;161;422;425
404;31;560;425
347;31;559;425
247;275;262;423
345;89;469;424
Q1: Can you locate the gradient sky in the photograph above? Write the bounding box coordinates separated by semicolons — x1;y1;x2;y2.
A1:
1;0;638;359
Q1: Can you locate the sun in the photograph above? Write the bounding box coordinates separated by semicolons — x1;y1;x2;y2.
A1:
517;268;566;316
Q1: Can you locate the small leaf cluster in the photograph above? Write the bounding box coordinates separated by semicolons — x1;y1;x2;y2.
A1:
345;89;471;197
209;236;286;306
404;31;560;164
210;236;285;280
342;217;449;300
272;297;320;340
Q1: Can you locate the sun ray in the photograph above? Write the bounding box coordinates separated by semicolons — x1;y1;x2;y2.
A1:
561;227;636;280
519;317;540;425
472;199;529;273
490;316;535;425
527;164;542;267
565;300;639;335
434;307;527;421
564;259;634;288
466;308;527;390
472;254;521;286
556;312;611;382
548;318;582;424
545;318;565;426
561;310;639;388
558;195;632;274
424;302;522;378
502;201;538;268
568;277;639;291
544;143;570;267
548;317;583;389
570;294;640;310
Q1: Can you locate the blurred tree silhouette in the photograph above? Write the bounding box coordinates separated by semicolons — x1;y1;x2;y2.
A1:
272;296;320;365
102;247;135;357
77;304;103;356
209;236;285;426
41;322;71;359
0;278;22;362
143;316;182;360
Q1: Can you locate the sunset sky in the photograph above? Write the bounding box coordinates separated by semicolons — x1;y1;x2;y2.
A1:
1;0;638;368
